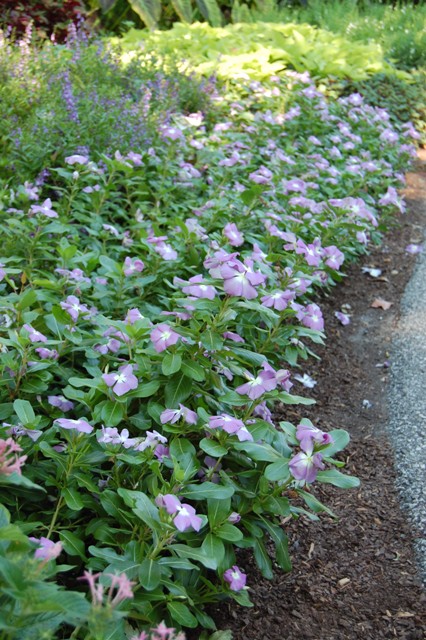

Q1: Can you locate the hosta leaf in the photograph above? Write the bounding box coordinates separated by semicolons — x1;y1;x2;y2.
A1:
195;0;222;27
128;0;162;29
171;0;193;22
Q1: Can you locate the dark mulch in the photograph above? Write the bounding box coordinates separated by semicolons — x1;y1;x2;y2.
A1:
210;159;426;639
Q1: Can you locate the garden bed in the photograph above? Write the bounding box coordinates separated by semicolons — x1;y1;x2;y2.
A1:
213;159;426;639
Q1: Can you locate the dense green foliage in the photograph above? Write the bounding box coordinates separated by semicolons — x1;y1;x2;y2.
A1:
116;21;401;81
0;11;422;640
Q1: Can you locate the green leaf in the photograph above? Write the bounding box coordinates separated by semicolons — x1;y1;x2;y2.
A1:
207;497;230;528
297;489;336;517
167;601;198;628
16;289;37;310
0;403;13;420
259;519;291;572
171;0;193;23
164;374;192;406
253;537;273;579
162;352;182;376
321;429;350;456
181;359;205;382
261;495;291;516
264;459;291;482
215;523;243;542
100;401;125;427
316;469;360;489
62;488;84;511
118;489;161;529
169;438;198;482
202;533;225;566
131;379;161;398
128;0;162;29
181;482;234;500
232;442;281;462
195;0;222;26
60;530;87;559
13;399;35;425
0;472;46;493
200;330;223;351
276;391;315;405
169;543;217;570
199;438;228;457
68;377;101;389
138;558;161;590
158;557;199;571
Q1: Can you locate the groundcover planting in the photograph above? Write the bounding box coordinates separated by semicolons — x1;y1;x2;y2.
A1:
0;27;420;640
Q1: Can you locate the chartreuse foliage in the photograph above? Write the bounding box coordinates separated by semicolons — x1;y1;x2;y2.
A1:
0;28;419;640
117;21;405;81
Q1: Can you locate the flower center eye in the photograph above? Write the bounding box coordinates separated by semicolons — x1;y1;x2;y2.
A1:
115;374;126;383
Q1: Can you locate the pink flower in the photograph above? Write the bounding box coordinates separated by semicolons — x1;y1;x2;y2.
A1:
60;295;89;322
150;324;181;353
223;565;247;591
223;331;244;343
125;308;145;324
295;239;323;267
209;413;244;434
65;154;89;165
289;442;325;484
236;369;277;400
335;311;350;325
23;324;47;343
48;395;74;412
181;275;217;299
160;494;202;532
301;303;324;331
29;537;63;561
249;166;273;184
323;245;344;270
30;198;58;218
160;404;197;425
261;290;293;311
102;364;138;396
406;244;423;255
296;422;333;452
55;418;93;434
35;347;58;360
221;258;266;300
223;222;244;247
161;126;184;141
123;256;145;276
0;437;27;476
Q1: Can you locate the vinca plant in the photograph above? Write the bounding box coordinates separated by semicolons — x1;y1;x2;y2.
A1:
0;27;419;640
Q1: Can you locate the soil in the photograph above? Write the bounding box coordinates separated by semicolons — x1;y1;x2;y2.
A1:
211;155;426;640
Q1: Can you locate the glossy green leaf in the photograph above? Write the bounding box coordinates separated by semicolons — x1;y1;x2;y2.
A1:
138;558;161;590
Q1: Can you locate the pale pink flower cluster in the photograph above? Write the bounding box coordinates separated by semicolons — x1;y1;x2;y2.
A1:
0;437;27;476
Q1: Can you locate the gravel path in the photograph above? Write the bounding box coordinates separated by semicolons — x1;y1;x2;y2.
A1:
388;167;426;586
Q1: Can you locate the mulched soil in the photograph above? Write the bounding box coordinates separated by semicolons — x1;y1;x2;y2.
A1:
210;157;426;639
